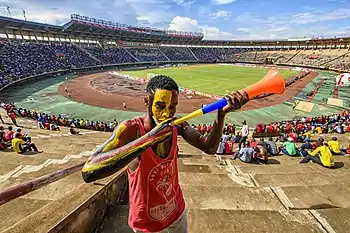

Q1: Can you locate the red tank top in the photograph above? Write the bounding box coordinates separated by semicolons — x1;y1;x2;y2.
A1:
128;117;185;232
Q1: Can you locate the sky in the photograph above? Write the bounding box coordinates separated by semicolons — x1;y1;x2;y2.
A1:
0;0;349;40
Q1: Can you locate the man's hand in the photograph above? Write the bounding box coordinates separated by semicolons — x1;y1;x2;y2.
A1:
219;91;249;116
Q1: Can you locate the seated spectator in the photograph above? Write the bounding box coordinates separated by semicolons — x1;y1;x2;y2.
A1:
49;122;60;131
299;129;312;142
300;138;314;157
16;128;31;142
346;124;350;133
253;145;268;164
266;137;280;156
258;138;268;150
314;125;323;134
287;132;298;143
232;132;241;143
340;144;350;154
70;126;80;135
281;137;300;156
328;136;342;155
225;137;234;155
234;142;254;163
249;138;258;149
266;124;274;133
3;126;14;142
300;140;334;168
11;133;42;154
334;124;344;134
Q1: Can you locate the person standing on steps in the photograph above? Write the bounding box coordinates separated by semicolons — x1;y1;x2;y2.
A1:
82;75;248;233
239;120;249;150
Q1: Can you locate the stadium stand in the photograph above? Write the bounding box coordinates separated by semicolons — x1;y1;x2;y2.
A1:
1;14;350;233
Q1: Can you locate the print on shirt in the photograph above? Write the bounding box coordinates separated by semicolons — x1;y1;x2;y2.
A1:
147;160;177;222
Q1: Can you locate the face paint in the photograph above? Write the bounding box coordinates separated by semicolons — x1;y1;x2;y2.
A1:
151;89;178;124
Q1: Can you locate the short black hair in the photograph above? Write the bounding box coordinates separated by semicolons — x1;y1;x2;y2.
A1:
146;75;179;94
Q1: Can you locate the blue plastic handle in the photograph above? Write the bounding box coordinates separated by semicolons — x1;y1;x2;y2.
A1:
201;98;227;114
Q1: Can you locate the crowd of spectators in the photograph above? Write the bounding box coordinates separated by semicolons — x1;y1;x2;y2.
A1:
160;47;197;61
1;40;349;90
127;47;168;62
191;111;350;167
15;108;117;132
0;41;100;89
85;47;136;64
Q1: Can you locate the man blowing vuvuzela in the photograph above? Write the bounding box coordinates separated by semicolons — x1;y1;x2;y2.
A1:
82;75;248;233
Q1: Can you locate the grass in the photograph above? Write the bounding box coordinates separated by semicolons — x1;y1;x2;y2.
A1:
121;64;298;95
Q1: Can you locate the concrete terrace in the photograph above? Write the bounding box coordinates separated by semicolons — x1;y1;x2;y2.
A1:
0;116;350;232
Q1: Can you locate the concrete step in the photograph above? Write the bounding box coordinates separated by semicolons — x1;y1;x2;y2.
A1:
97;206;323;233
252;171;350;187
234;162;350;174
0;160;86;189
0;197;51;233
274;184;350;210
187;209;323;233
312;207;350;233
178;160;227;174
0;170;126;233
182;186;284;211
179;172;256;187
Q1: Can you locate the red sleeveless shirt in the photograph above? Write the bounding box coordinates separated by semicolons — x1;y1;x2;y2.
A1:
128;117;185;232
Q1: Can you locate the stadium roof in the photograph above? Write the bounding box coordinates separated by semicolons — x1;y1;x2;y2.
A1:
0;14;349;46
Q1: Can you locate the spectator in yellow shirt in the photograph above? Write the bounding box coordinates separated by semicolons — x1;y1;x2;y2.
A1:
11;133;43;154
328;136;342;155
300;139;334;167
314;126;323;134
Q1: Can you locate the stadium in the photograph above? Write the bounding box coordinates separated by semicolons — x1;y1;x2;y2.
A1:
0;12;350;233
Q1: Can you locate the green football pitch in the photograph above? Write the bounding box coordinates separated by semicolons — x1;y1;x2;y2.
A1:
121;64;298;95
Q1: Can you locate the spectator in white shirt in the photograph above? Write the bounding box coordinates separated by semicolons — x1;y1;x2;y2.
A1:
239;120;249;150
216;139;225;161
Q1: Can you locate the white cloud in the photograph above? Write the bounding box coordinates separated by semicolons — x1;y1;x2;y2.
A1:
210;10;231;19
168;16;237;39
212;0;237;5
168;16;200;32
173;0;196;8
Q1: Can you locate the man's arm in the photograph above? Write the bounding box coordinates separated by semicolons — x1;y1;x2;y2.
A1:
179;92;248;154
179;113;225;154
82;119;139;182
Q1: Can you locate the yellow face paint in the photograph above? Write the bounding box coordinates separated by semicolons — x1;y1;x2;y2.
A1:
151;89;177;124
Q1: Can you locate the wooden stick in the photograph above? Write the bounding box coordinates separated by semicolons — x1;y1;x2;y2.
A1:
0;162;85;206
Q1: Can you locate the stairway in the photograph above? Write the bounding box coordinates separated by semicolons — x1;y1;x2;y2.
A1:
74;44;102;63
97;138;350;233
320;51;350;66
0;115;111;233
3;117;350;233
285;49;302;63
158;47;170;61
188;47;199;61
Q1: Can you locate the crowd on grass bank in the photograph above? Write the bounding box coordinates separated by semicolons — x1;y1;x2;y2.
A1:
0;102;118;154
213;111;350;168
10;106;117;132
